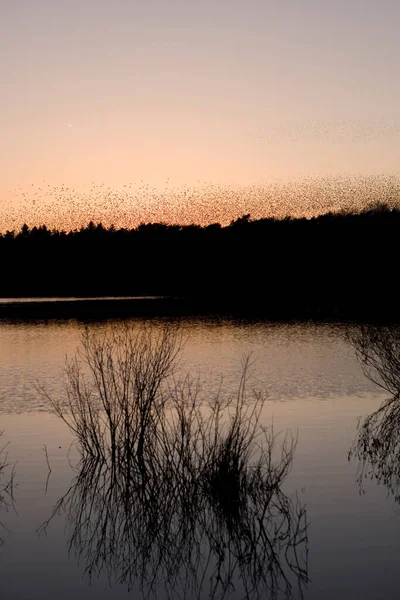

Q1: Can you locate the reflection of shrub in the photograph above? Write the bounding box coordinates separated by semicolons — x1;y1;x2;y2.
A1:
41;422;307;600
0;432;15;547
0;432;14;502
40;324;309;598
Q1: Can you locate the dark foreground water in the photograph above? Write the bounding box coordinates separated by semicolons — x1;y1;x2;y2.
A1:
0;313;397;599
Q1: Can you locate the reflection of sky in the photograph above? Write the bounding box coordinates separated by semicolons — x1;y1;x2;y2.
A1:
0;318;383;414
1;1;400;227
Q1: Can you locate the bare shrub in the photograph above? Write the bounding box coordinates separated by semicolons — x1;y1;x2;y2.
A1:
0;432;16;547
39;323;308;598
350;324;400;395
38;323;183;465
348;325;400;498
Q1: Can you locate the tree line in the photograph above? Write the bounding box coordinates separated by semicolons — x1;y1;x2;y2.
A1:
1;203;399;319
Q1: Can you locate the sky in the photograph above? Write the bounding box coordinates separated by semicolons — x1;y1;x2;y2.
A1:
1;0;400;229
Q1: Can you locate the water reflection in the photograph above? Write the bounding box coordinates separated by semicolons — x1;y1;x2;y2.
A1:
349;325;400;499
41;433;308;599
0;318;376;415
0;433;15;548
38;324;309;598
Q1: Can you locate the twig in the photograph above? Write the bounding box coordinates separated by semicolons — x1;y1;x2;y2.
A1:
43;445;52;495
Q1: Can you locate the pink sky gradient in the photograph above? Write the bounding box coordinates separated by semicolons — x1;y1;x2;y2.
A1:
2;0;400;229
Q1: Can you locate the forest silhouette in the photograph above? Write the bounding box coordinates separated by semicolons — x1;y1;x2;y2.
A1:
1;202;398;319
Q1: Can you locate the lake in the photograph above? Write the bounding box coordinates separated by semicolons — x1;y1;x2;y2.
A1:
0;312;398;599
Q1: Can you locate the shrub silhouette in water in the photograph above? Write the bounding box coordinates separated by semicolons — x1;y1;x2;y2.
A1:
39;323;182;465
0;433;15;548
349;325;400;500
40;324;309;599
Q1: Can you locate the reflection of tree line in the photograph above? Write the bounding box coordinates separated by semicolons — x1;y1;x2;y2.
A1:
349;325;400;500
39;325;309;599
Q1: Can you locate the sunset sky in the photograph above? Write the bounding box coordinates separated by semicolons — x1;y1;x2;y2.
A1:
1;0;400;229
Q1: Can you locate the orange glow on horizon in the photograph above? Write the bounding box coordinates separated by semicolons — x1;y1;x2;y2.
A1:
1;174;400;233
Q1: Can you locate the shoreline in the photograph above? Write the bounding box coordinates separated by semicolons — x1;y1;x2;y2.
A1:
0;295;396;324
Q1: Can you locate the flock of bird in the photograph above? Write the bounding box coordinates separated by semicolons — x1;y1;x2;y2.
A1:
245;118;400;144
1;174;400;234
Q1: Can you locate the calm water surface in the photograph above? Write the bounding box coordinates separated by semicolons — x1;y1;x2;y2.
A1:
0;315;397;599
